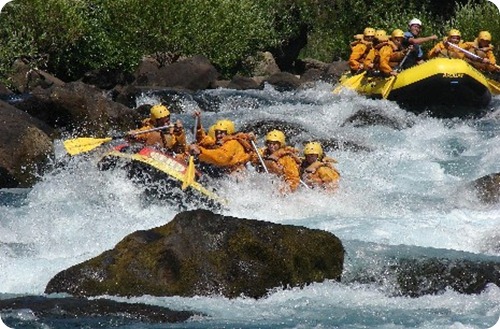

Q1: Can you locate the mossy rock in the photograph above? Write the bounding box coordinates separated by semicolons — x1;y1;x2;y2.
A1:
45;209;344;299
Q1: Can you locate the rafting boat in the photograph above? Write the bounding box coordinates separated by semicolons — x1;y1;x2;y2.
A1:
97;144;226;210
336;58;498;118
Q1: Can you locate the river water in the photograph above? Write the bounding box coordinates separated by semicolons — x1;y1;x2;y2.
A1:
1;82;499;328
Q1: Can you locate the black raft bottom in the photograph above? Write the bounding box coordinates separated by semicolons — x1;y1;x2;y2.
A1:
388;74;492;118
98;155;222;211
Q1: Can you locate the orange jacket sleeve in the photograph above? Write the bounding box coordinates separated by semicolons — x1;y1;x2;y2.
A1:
198;140;249;168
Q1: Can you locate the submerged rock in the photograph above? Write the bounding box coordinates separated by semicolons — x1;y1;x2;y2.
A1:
392;257;500;297
345;241;500;298
45;209;344;299
0;296;196;324
472;172;500;204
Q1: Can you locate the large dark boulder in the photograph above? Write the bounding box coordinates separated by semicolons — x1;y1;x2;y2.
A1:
324;60;349;83
0;101;54;187
135;55;220;91
9;59;65;93
346;241;500;298
0;296;196;325
13;81;141;135
0;82;14;98
262;72;301;91
392;257;500;297
81;67;135;90
227;75;261;90
45;209;344;299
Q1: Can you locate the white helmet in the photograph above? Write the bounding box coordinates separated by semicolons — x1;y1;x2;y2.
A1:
408;18;422;27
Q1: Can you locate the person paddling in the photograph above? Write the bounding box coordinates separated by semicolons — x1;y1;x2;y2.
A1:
188;118;255;178
300;142;340;191
127;104;186;158
427;29;465;59
348;27;376;74
462;31;498;73
252;130;301;194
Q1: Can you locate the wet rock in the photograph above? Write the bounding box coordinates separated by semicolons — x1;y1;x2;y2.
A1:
393;257;500;297
81;68;135;90
13;81;140;135
135;55;220;91
324;60;349;83
262;72;301;91
345;241;500;298
241;119;307;140
0;101;54;188
342;107;414;129
241;120;372;152
0;296;196;324
471;172;500;204
45;209;344;299
299;68;324;86
243;51;281;77
227;75;261;90
9;59;65;93
0;82;13;97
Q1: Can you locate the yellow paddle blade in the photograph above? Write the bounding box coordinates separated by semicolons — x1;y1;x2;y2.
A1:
381;76;397;99
181;156;196;190
487;78;500;95
333;71;367;94
63;137;113;156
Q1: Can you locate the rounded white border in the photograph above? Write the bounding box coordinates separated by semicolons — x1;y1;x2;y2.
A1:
0;1;12;13
487;0;500;13
0;316;12;329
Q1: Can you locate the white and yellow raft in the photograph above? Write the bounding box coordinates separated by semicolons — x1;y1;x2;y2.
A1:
98;144;226;209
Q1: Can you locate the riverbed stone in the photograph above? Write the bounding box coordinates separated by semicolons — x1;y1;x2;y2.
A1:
0;101;54;188
45;209;345;299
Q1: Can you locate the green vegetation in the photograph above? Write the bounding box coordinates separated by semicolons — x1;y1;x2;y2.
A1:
0;0;498;84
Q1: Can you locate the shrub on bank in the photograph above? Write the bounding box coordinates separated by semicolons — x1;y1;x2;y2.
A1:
0;0;498;86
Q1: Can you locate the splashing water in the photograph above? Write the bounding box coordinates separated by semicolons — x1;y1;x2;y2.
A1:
1;82;499;328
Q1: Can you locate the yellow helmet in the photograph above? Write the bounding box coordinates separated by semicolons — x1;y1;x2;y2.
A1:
363;27;376;37
150;104;170;120
478;31;491;41
303;142;323;157
448;29;461;37
391;29;405;38
375;29;387;40
213;119;235;135
265;129;286;145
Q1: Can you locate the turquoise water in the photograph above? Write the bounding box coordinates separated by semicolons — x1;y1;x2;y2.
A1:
1;83;499;328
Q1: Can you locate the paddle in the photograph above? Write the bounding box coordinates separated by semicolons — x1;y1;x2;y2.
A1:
63;125;172;156
381;50;412;99
445;41;500;70
182;155;196;190
251;140;269;174
445;41;500;93
333;71;367;94
182;116;199;190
